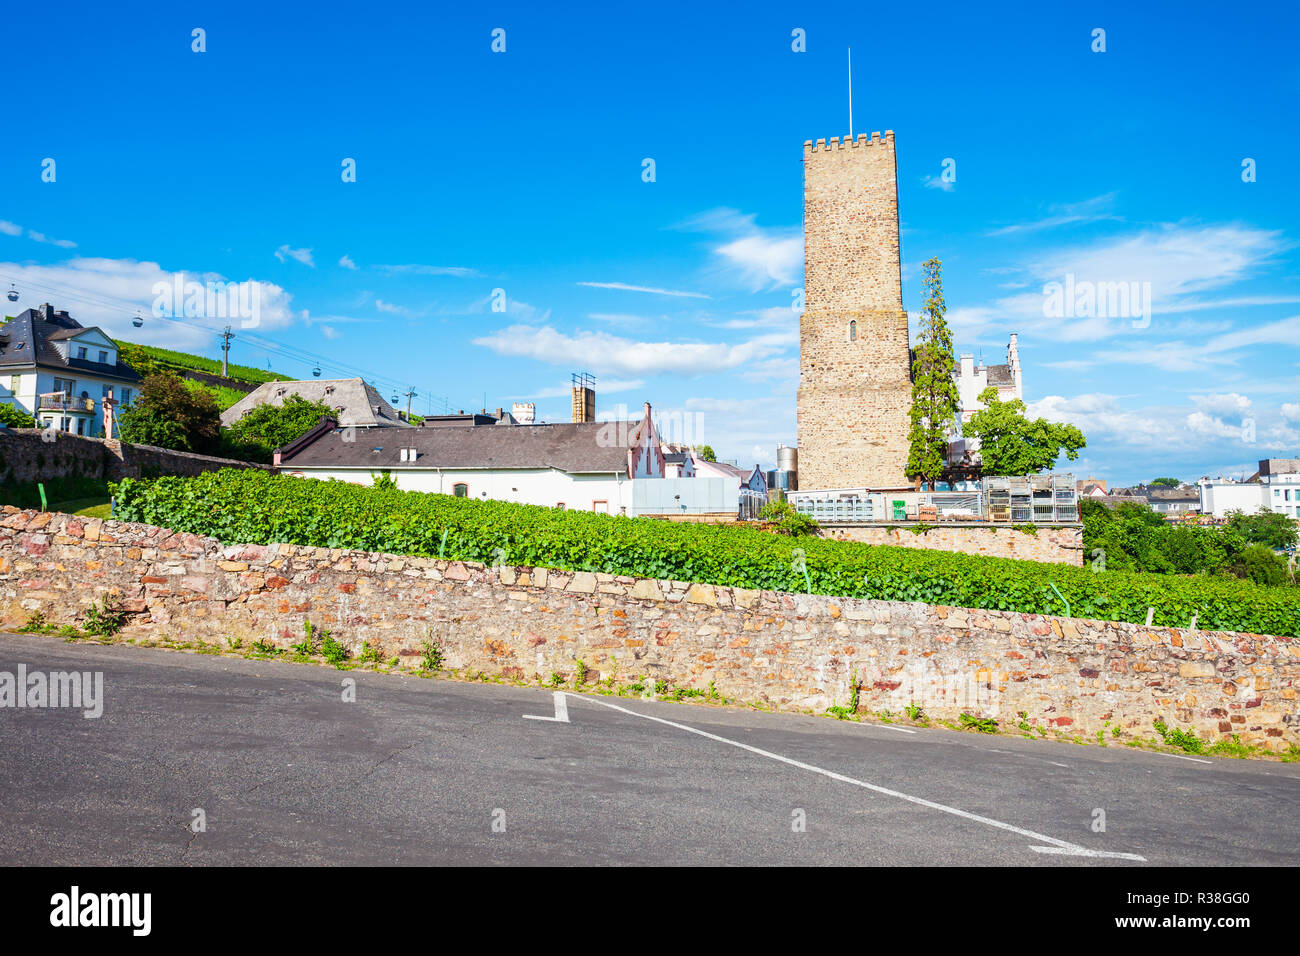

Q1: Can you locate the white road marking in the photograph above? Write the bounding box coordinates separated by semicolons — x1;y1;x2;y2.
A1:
571;693;1146;862
1145;749;1212;765
523;692;570;723
871;723;917;734
988;748;1070;769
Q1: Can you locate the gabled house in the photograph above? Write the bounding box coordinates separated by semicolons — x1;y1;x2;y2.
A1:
691;455;768;494
277;400;668;514
0;304;142;436
221;377;411;429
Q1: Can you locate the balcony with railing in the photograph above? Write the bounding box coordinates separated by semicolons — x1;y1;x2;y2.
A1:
37;392;95;415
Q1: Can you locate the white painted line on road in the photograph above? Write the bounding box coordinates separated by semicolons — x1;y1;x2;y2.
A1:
988;748;1070;769
523;692;570;723
871;723;917;734
571;694;1146;862
1145;749;1211;765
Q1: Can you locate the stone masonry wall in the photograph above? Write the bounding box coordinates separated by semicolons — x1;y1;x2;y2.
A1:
0;429;267;484
798;132;913;491
1;509;1294;750
824;524;1084;567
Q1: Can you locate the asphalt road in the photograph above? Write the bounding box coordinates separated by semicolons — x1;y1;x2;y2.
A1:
1;632;1297;866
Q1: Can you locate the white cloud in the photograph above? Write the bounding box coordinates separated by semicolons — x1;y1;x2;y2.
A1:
27;230;76;248
1186;411;1246;441
0;257;301;348
0;221;22;236
1189;392;1251;416
379;263;479;277
1026;393;1170;447
338;255;357;270
321;326;340;340
577;281;710;299
676;208;801;290
375;299;406;314
274;245;315;267
712;306;797;330
985;194;1121;236
473;325;795;377
957;224;1291;349
527;378;644;399
1282;402;1300;422
921;175;954;193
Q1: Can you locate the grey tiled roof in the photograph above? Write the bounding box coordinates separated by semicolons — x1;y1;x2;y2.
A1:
984;363;1013;386
221;378;412;428
280;419;643;474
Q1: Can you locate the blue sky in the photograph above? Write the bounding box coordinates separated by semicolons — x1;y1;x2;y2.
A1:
2;1;1297;484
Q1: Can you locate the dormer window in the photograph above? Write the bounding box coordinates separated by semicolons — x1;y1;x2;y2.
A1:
98;350;108;364
77;346;87;359
324;385;335;395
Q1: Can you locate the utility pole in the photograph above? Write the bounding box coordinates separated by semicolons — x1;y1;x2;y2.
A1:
405;386;418;422
219;326;235;378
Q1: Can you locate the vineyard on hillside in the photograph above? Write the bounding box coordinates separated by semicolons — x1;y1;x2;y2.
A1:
110;470;1300;637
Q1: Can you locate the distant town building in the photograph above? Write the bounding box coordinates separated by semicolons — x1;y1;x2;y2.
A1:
1077;476;1108;496
1199;466;1300;519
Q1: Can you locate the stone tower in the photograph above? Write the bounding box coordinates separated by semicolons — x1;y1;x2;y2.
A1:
797;131;912;490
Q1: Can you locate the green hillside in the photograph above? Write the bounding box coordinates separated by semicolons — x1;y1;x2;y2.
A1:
114;340;294;386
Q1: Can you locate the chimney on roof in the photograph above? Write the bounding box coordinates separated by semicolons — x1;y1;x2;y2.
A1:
38;303;53;321
571;371;595;423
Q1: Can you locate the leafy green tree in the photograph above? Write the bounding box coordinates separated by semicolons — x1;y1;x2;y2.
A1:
907;257;960;489
1232;544;1289;587
1149;477;1181;488
117;373;221;453
0;402;36;428
1225;509;1299;550
965;387;1086;476
225;393;335;457
695;445;716;462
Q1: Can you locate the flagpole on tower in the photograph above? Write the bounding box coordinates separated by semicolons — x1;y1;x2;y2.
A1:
847;46;854;140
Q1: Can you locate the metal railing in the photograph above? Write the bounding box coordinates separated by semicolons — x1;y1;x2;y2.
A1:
37;392;94;413
786;474;1079;525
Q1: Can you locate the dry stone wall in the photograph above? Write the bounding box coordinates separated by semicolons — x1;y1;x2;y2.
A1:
0;429;266;484
0;509;1294;750
823;524;1084;566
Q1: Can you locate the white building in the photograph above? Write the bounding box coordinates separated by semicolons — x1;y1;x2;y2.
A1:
948;334;1023;466
955;334;1022;425
1199;473;1300;520
0;304;143;436
276;401;743;517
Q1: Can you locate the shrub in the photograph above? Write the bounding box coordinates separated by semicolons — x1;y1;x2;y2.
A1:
0;402;36;428
82;596;127;637
320;629;349;666
111;470;1300;637
758;498;819;537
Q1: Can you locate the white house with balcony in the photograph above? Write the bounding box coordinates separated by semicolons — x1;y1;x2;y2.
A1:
0;304;142;436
